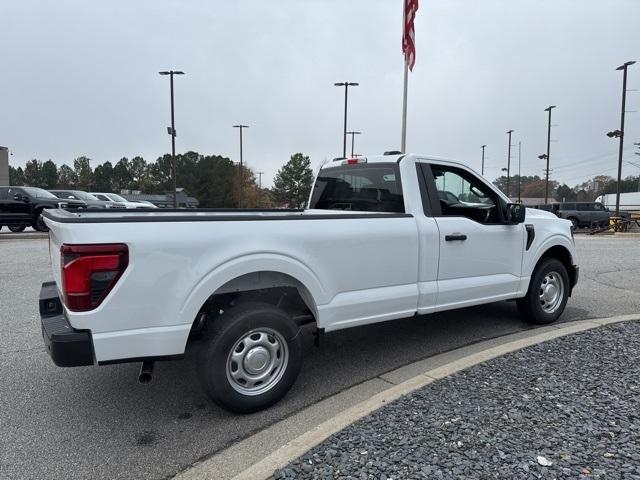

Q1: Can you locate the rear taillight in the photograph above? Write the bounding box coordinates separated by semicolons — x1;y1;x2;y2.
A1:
61;244;128;312
342;157;368;165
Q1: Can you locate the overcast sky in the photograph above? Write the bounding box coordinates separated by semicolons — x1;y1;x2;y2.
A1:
1;0;639;188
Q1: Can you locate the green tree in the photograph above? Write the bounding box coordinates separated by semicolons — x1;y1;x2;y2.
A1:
73;156;93;190
147;154;173;193
58;164;78;188
9;166;25;185
23;159;43;186
193;154;237;207
272;153;314;208
92;161;114;192
555;184;576;202
41;160;58;189
113;157;133;191
129;156;147;190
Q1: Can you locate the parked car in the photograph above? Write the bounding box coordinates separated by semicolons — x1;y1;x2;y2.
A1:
536;202;611;228
49;190;122;209
0;186;86;232
90;192;157;208
39;153;578;413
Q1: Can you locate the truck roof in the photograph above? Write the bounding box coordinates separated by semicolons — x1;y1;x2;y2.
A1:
322;153;477;170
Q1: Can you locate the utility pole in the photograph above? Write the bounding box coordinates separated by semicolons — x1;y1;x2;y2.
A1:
233;124;249;208
334;82;359;157
506;130;514;198
159;70;185;208
257;171;264;190
543;105;556;204
481;145;486;176
346;131;362;157
613;61;635;216
518;141;522;203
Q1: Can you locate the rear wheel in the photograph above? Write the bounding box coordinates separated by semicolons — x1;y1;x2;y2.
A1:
197;302;302;413
517;258;569;325
8;225;26;233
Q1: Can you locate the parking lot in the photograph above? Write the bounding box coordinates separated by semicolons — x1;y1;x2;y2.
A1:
1;236;639;480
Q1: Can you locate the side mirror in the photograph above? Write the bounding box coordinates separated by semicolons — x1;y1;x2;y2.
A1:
507;203;526;224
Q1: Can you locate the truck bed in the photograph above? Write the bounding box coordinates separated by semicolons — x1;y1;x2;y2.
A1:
43;208;410;223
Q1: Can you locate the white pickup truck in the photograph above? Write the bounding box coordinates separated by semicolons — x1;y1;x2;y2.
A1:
40;153;578;413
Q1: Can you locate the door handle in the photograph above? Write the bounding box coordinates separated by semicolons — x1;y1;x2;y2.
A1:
445;234;467;241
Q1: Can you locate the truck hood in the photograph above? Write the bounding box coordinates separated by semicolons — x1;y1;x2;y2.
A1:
525;207;557;220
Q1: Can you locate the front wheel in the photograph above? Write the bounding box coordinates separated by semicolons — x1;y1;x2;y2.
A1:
8;225;26;233
197;302;303;413
33;214;49;232
517;258;569;325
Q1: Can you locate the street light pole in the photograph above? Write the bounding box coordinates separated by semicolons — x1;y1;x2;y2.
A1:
506;130;514;198
233;124;249;208
334;82;359;158
543;105;556;204
159;70;184;208
481;145;486;176
257;171;264;190
518;141;522;203
614;61;635;216
346;131;362;157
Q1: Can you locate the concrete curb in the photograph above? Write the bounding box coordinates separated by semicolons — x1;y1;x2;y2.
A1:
174;314;640;480
0;233;47;240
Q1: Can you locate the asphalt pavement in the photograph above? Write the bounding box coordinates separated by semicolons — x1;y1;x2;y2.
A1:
0;236;639;480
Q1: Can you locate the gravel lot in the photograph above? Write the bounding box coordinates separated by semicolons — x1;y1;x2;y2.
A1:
275;321;640;479
0;236;639;480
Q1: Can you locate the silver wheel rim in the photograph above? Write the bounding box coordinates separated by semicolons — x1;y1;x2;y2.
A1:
539;271;565;314
226;328;289;396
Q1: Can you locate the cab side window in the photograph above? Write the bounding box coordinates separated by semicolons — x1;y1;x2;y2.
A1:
430;165;502;224
7;188;23;199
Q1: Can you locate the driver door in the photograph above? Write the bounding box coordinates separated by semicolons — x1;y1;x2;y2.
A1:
423;163;525;310
5;187;31;222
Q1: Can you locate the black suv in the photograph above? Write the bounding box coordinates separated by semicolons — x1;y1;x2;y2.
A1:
0;186;86;232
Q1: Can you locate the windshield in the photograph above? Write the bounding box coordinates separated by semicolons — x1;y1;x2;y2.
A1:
106;193;127;202
21;187;58;199
309;163;404;213
70;191;100;201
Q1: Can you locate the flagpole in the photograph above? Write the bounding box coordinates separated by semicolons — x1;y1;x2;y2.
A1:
400;0;408;153
401;56;409;153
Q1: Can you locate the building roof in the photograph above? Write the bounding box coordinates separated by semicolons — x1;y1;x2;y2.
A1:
120;190;199;206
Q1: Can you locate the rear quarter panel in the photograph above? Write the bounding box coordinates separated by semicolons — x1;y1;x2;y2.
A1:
45;215;419;360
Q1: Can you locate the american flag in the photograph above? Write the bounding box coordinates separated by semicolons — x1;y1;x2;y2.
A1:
402;0;419;71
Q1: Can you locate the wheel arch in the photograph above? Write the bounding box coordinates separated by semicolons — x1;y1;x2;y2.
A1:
179;254;327;334
529;242;577;294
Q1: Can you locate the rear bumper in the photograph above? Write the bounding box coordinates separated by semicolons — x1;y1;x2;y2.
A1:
40;282;94;367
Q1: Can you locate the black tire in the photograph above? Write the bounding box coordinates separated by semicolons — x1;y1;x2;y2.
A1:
33;213;49;232
517;258;570;325
8;225;26;233
567;217;579;229
197;302;302;413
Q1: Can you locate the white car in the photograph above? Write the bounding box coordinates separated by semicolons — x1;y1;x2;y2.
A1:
90;192;157;209
41;153;578;413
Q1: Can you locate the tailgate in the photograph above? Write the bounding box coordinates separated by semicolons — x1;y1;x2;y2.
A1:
46;222;64;292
